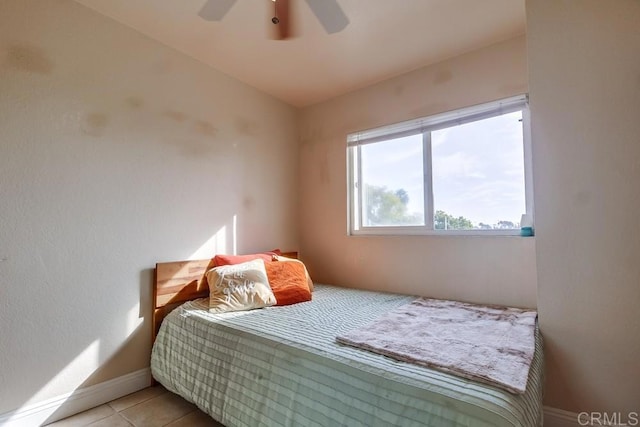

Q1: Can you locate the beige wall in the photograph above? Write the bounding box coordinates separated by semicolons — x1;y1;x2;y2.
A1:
0;0;298;416
298;36;537;309
527;0;640;413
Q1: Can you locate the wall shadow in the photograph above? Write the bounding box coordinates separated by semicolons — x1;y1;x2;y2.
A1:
42;268;155;424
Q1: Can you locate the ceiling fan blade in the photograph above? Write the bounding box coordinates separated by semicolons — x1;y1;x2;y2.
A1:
305;0;349;34
198;0;237;21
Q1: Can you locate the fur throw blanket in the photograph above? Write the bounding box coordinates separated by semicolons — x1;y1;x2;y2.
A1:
336;297;537;394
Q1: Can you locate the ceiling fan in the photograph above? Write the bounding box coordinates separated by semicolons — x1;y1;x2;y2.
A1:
198;0;349;39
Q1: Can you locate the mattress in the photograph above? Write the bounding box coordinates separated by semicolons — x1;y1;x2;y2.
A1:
151;284;543;427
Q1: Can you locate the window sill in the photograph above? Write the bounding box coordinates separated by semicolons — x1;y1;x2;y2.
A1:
349;229;534;237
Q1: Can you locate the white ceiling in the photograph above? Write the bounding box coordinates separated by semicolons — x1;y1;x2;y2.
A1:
73;0;525;107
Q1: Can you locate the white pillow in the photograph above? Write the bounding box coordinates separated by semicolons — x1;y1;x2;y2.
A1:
206;259;276;313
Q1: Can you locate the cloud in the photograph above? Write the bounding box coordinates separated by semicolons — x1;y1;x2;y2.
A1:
433;151;485;179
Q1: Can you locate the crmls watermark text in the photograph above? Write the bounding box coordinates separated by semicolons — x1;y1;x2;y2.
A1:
578;412;639;426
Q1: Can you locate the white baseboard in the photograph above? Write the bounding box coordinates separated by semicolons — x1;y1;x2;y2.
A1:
545;406;580;427
0;368;151;427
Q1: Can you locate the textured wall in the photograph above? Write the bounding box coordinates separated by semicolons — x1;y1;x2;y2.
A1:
0;0;298;415
298;36;537;309
527;0;640;413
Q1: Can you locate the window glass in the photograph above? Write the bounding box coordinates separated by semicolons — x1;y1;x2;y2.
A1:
360;134;424;226
431;111;525;230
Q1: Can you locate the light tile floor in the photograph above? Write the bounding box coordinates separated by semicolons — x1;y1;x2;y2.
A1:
46;385;224;427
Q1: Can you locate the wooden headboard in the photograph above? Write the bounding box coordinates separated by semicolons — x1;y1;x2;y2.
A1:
152;252;298;343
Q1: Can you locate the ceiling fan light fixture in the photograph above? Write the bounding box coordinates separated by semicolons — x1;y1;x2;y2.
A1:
271;0;279;25
272;0;291;39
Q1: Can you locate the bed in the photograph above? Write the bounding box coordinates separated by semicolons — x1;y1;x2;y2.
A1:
150;256;543;427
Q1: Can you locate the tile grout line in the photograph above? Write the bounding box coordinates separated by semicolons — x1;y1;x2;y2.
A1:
81;388;167;426
161;407;200;427
44;404;115;427
118;390;197;427
109;388;168;414
85;412;132;427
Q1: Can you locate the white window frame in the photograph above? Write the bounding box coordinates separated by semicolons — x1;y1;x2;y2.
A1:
347;95;534;236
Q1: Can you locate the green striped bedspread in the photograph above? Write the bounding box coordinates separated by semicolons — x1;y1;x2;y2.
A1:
151;284;543;427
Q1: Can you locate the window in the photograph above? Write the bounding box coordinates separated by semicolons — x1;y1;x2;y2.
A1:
347;95;533;235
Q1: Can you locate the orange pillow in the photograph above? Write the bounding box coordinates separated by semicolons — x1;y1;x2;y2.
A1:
275;255;314;292
213;250;281;267
265;261;312;306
